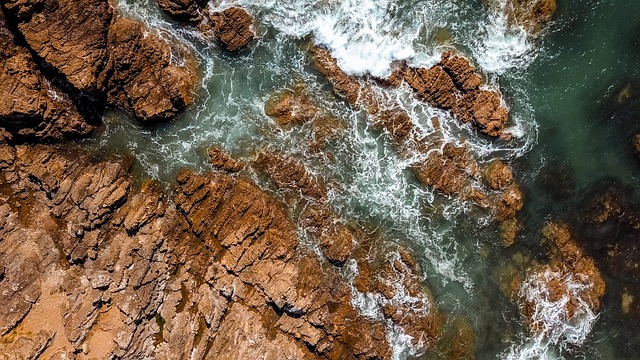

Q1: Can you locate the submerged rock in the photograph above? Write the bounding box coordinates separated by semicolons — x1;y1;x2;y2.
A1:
209;7;255;52
513;223;605;341
265;85;346;150
485;0;557;35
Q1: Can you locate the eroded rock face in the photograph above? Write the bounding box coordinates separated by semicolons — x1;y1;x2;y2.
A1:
101;18;197;122
0;143;417;359
0;7;94;142
403;51;508;137
209;7;255;52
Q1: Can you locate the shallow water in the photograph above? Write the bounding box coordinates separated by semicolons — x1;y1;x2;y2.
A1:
88;0;640;358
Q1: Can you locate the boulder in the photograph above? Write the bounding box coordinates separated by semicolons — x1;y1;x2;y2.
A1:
209;7;255;52
100;18;198;122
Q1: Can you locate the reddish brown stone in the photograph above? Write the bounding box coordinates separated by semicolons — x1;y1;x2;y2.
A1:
209;7;255;52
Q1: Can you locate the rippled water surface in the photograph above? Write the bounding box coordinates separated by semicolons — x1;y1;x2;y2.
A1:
89;0;640;358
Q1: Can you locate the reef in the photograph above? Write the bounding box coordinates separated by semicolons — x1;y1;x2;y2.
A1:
309;45;523;222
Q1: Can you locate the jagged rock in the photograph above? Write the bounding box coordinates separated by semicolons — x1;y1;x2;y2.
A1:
403;52;508;137
2;0;113;93
0;144;402;359
101;18;197;122
0;7;94;141
209;7;255;52
2;0;198;124
157;0;203;23
254;150;327;202
310;45;522;221
208;146;243;173
484;160;514;190
440;51;483;91
403;65;458;109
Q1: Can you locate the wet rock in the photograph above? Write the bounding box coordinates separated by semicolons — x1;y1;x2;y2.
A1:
0;7;94;141
265;85;346;150
209;7;255;52
514;223;605;336
403;65;458;109
157;0;203;24
403;51;509;137
484;160;514;190
265;87;320;127
301;206;354;265
310;45;522;220
254;150;327;202
440;51;483;91
208;146;243;173
3;0;198;124
101;18;198;122
499;217;521;246
511;0;557;35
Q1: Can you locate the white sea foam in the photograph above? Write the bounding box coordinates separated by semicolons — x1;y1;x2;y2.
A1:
470;0;538;75
502;268;600;360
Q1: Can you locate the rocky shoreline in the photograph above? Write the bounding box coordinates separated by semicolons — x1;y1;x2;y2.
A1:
2;0;622;358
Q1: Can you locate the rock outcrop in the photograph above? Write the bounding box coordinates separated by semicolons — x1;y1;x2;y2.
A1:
1;0;198;124
0;143;456;359
403;51;508;137
251;149;466;355
2;0;112;93
0;7;94;142
209;6;255;52
310;46;523;222
101;18;197;122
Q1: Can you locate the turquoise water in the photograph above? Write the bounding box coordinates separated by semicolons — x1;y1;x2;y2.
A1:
87;0;640;358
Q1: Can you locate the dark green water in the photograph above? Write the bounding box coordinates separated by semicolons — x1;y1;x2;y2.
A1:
89;0;640;358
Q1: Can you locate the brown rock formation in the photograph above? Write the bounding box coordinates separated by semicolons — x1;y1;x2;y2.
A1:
208;146;243;172
403;51;508;137
0;143;412;359
101;18;197;122
2;0;112;93
157;0;203;24
209;7;255;52
310;45;522;221
2;0;198;123
0;7;94;142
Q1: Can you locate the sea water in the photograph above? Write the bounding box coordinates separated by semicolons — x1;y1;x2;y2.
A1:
89;0;640;358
